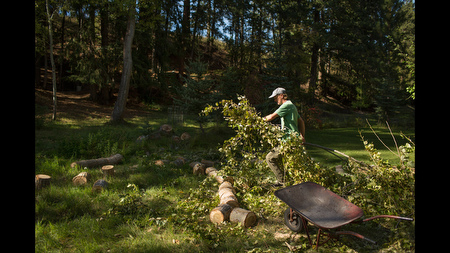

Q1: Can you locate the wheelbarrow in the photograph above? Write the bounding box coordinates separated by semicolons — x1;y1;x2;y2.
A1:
274;182;413;250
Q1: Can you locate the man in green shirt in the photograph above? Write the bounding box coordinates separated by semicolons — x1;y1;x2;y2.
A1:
263;87;305;186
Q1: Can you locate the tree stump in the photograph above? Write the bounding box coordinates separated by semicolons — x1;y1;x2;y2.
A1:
35;174;51;190
71;154;124;168
92;179;108;192
72;172;91;186
230;208;257;227
193;163;206;175
210;204;233;224
101;165;115;177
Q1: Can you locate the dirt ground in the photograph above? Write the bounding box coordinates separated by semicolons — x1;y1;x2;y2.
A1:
35;88;151;121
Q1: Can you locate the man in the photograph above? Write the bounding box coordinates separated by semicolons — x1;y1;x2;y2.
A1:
263;87;305;186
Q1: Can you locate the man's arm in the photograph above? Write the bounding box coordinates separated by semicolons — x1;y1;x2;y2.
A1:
264;112;279;122
298;116;306;141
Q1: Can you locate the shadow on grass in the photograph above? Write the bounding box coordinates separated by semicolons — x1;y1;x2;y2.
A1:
305;126;415;167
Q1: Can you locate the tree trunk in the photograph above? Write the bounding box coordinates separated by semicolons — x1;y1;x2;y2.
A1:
71;154;124;168
46;0;57;121
210;204;233;224
308;8;321;105
35;174;51;190
72;172;91;186
178;0;190;82
111;1;136;123
230;208;257;227
59;10;66;91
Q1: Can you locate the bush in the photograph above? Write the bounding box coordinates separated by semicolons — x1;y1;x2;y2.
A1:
203;95;415;226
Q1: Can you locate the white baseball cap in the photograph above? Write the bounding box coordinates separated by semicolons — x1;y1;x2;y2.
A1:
268;87;286;98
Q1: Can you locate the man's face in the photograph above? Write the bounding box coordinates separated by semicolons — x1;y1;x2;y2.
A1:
274;94;283;105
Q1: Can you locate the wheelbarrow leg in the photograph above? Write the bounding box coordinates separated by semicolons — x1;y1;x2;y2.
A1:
300;215;313;246
316;229;322;250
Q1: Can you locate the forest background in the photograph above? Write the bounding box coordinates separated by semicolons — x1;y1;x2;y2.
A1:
35;0;415;122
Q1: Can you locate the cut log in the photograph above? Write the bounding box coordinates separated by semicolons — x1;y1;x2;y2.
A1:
210;204;233;224
155;160;170;166
101;165;115;177
159;124;173;136
207;169;234;184
218;180;239;207
229;208;257;227
92;179;108;192
72;172;91;186
219;185;236;198
193;163;206;175
201;159;215;167
180;132;191;141
219;181;234;190
219;194;239;208
71;154;124;168
172;135;181;143
35;174;51;190
205;167;218;175
189;161;201;168
171;157;186;167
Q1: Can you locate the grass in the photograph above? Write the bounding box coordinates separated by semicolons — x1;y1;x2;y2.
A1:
306;123;415;168
35;105;414;252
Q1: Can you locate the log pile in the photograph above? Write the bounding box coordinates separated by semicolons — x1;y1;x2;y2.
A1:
211;179;257;227
189;161;257;227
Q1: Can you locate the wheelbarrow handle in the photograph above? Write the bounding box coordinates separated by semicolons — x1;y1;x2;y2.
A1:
362;215;414;222
334;231;377;244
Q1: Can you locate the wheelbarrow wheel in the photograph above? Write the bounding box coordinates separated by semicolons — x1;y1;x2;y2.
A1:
284;208;304;232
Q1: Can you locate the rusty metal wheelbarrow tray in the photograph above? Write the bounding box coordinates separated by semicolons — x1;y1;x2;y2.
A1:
274;182;413;249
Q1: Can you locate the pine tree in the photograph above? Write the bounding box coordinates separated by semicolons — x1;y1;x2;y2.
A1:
174;59;223;132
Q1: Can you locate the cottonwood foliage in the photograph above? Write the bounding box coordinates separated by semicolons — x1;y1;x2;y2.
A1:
203;96;415;220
